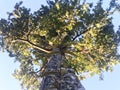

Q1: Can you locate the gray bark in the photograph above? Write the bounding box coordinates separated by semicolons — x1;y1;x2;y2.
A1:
39;54;85;90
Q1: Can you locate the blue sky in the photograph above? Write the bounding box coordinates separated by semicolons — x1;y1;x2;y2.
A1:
0;0;120;90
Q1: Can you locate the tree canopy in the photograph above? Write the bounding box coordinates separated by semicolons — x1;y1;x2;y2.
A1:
0;0;120;89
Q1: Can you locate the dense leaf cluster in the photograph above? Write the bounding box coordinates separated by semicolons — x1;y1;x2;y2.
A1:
0;0;120;89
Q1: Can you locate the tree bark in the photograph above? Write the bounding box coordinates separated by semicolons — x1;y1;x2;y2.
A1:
39;54;85;90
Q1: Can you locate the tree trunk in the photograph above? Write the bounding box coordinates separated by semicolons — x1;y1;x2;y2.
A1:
39;54;85;90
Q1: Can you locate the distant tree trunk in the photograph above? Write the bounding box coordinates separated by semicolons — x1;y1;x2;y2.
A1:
39;53;85;90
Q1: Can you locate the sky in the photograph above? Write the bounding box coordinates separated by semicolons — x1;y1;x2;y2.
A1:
0;0;120;90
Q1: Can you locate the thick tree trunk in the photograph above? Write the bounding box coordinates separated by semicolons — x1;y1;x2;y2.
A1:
39;54;85;90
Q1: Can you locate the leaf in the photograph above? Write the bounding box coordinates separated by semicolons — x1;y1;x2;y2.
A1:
66;11;69;17
67;24;73;30
39;30;47;36
49;41;53;45
55;2;60;10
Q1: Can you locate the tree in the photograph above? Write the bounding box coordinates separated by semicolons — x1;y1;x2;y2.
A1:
0;0;120;90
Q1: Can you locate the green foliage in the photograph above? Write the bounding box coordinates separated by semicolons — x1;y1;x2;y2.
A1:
0;0;120;90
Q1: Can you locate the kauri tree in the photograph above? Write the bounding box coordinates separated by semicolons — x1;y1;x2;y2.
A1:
0;0;120;90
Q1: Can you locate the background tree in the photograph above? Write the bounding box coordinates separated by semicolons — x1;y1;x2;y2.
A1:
0;0;120;90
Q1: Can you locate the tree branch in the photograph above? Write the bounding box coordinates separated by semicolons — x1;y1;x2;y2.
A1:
72;28;89;41
11;38;52;54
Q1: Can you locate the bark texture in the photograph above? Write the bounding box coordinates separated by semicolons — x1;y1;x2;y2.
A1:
40;54;85;90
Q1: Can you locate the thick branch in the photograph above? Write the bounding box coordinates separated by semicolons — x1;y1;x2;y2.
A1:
11;38;52;53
